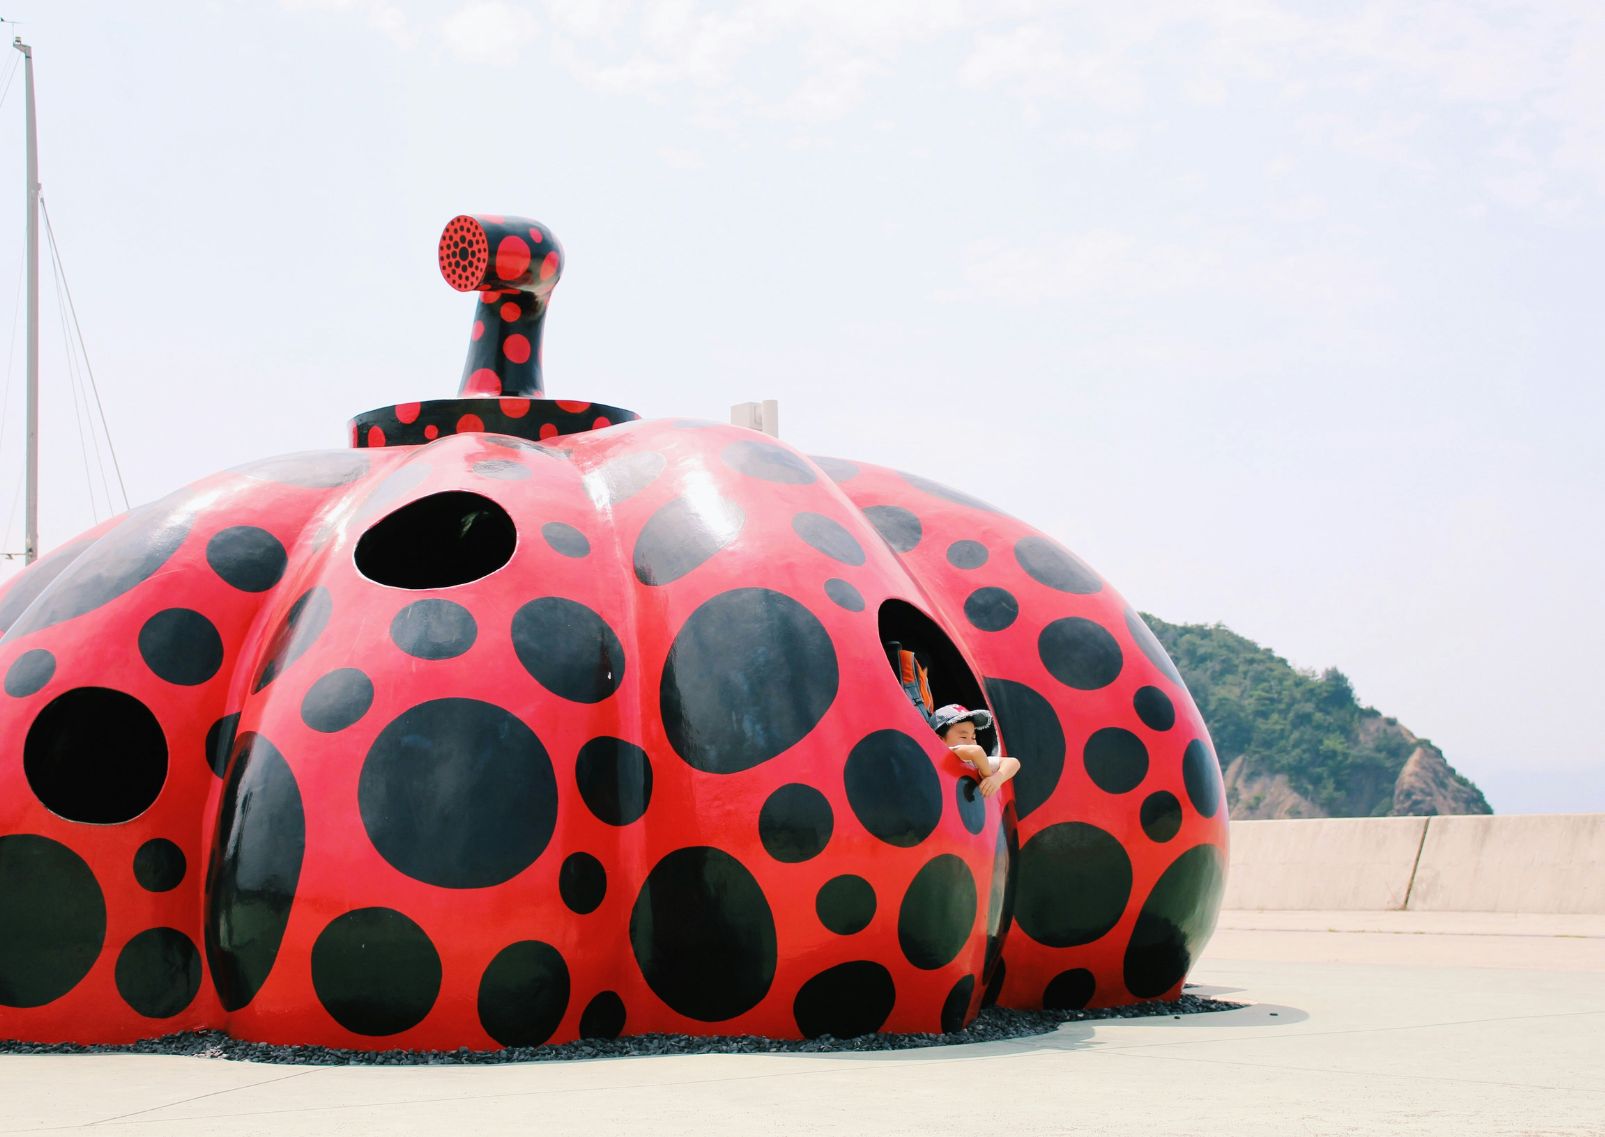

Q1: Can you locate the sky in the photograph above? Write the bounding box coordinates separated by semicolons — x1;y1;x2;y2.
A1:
0;0;1599;813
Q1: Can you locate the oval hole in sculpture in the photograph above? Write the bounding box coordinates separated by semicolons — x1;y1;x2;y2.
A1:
24;687;168;824
876;600;995;754
355;491;516;589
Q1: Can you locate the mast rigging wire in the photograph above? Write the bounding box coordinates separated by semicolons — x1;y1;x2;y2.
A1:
41;196;128;513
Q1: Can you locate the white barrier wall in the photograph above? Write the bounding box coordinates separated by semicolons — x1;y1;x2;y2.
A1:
1223;817;1426;911
1223;813;1605;914
1408;814;1605;914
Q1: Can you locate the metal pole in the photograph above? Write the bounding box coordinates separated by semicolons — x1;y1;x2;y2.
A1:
15;38;37;564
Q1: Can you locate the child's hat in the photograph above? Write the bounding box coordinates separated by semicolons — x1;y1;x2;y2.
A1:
931;703;993;733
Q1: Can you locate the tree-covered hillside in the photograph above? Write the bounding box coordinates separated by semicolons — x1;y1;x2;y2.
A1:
1142;615;1491;819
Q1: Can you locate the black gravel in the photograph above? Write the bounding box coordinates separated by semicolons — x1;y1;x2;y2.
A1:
0;994;1242;1066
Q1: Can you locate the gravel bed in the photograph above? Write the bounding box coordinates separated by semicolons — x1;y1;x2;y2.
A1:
0;993;1243;1065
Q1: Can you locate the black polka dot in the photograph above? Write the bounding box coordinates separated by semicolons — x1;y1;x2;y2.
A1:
1043;968;1095;1010
0;834;105;1008
254;587;333;691
1183;739;1223;818
138;608;224;686
559;852;607;914
472;458;530;480
955;777;986;835
1014;822;1132;948
963;587;1018;632
478;940;570;1047
311;907;442;1036
542;521;590;557
300;668;375;733
205;526;287;593
816;874;876;935
360;699;557;889
1134;686;1176;731
898;854;977;970
843;729;942;847
941;974;976;1033
947;540;988;569
1014;536;1101;594
390;599;477;660
134;839;186;892
1141;791;1184;843
982;958;1007;1008
205;733;304;1012
0;501;192;639
807;455;859;482
24;686;167;824
1083;727;1149;794
862;505;921;553
759;784;834;863
983;678;1065;821
824;578;864;611
575;737;653;826
1039;617;1123;690
4;649;54;697
116;927;200;1019
1126;608;1183;685
579;990;626;1039
512;597;626;704
591;451;665;503
630;847;776;1022
1124;844;1226;998
793;961;895;1039
0;533;94;636
662;588;838;774
632;496;744;586
204;712;240;778
236;450;371;488
721;439;815;484
901;471;1001;514
792;513;866;566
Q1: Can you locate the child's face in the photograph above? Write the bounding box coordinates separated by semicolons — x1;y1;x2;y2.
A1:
943;720;978;746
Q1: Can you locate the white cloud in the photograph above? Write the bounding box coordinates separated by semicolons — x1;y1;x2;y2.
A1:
441;1;540;67
280;0;417;47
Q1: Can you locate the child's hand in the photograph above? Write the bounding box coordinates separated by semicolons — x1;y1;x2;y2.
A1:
979;772;1006;797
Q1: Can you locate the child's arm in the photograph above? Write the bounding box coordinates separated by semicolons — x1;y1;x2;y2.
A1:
949;743;995;777
979;755;1020;798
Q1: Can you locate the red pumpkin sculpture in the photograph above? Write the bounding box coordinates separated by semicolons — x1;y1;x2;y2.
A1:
0;215;1227;1049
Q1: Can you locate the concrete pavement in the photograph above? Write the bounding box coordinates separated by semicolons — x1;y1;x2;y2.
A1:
1;911;1602;1136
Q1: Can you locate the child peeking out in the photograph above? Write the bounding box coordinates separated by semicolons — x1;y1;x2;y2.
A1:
930;703;1020;798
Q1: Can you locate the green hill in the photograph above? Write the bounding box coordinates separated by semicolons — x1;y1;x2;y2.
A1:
1142;615;1492;819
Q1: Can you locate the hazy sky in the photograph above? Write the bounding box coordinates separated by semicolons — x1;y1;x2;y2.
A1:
0;1;1599;812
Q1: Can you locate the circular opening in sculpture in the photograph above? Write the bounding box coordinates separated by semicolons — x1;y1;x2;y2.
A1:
876;599;995;753
355;491;516;589
24;686;169;824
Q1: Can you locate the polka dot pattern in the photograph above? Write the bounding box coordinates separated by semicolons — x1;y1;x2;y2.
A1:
630;847;777;1022
661;589;837;774
793;962;896;1039
0;835;105;1008
0;407;1228;1047
116;928;201;1019
312;907;442;1036
4;648;54;697
359;699;557;889
843;730;943;848
479;941;569;1047
816;875;876;935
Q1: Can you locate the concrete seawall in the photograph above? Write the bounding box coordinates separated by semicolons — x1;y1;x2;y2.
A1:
1223;813;1605;913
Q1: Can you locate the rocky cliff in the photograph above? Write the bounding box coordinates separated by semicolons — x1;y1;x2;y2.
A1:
1143;615;1492;819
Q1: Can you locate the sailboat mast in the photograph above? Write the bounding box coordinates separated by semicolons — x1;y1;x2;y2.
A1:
14;38;37;565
